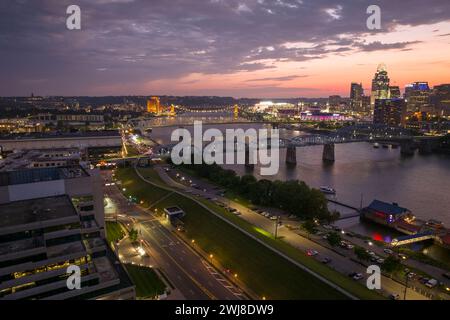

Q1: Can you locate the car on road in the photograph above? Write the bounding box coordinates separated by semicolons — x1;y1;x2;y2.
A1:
353;273;364;281
306;249;319;256
383;249;394;255
270;215;278;220
321;257;332;264
346;244;354;250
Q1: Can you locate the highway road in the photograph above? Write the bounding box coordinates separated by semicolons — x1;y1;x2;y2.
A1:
102;170;245;300
155;165;430;300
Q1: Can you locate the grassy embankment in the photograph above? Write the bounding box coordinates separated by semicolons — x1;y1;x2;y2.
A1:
116;167;383;300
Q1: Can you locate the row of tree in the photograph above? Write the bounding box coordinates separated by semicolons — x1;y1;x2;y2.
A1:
179;162;335;221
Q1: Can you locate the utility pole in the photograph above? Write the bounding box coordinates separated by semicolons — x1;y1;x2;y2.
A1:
403;274;409;300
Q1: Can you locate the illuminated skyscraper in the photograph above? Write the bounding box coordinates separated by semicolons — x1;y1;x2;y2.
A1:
431;84;450;116
389;86;401;99
405;82;431;113
373;98;406;127
350;82;364;111
370;64;390;108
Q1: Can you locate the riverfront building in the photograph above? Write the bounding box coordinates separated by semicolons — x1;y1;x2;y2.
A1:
0;195;135;300
373;98;406;127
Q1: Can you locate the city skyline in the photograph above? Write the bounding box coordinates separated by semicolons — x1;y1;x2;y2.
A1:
1;1;450;98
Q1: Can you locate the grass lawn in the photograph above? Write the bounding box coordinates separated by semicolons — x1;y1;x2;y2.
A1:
105;221;125;243
125;144;140;157
124;264;166;298
116;167;382;300
137;167;167;186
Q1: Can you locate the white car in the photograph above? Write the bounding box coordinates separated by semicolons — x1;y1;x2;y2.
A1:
389;293;401;300
353;273;364;280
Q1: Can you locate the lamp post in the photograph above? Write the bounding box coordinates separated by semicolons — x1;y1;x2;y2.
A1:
274;216;280;238
403;273;409;300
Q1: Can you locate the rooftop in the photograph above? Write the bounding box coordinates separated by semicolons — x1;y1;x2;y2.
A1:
0;195;78;229
366;200;410;216
0;165;88;186
0;148;81;172
0;130;120;141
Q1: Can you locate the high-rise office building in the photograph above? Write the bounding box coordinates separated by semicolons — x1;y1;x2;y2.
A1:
362;96;371;114
405;82;431;113
373;98;406;127
350;83;364;112
370;64;390;108
328;95;342;108
389;86;401;99
430;84;450;116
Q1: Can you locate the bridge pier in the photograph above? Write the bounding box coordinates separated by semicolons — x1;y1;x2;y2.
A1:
400;140;415;156
418;139;438;154
244;143;254;169
285;144;297;165
322;143;335;162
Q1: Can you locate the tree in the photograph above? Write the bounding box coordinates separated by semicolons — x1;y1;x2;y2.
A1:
326;232;341;247
354;246;371;261
129;228;138;243
382;256;402;274
301;220;317;236
324;210;341;224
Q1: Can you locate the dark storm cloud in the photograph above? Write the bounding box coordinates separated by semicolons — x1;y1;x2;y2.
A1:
0;0;450;95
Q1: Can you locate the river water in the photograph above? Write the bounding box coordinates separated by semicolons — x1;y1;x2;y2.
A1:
150;123;450;227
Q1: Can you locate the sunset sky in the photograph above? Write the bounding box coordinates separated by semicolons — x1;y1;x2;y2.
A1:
1;0;449;98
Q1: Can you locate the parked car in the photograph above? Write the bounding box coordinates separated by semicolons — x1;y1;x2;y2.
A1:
270;215;278;220
383;249;394;255
419;277;430;284
376;258;385;264
346;244;354;250
425;279;438;288
389;293;401;300
306;249;319;256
